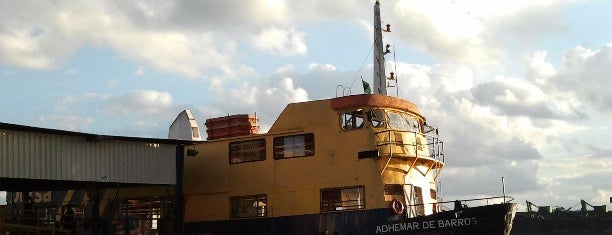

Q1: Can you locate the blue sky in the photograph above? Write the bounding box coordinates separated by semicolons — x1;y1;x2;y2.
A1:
1;0;611;210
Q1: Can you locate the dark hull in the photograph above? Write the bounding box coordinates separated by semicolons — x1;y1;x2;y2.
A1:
512;211;612;235
185;203;516;235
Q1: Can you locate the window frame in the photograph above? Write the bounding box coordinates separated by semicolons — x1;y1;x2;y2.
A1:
273;133;315;159
341;109;365;130
320;186;366;213
367;109;385;128
229;138;267;164
386;111;421;133
230;194;267;219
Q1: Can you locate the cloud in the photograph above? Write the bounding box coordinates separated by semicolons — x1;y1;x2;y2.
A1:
217;76;308;132
165;0;289;31
390;0;499;64
252;27;307;56
308;63;336;72
472;79;553;118
535;45;612;114
134;66;144;76
104;90;173;116
38;115;93;132
537;150;612;206
0;1;252;78
384;0;573;66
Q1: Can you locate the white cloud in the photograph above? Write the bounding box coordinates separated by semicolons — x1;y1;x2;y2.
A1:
134;66;144;76
252;27;307;57
391;0;500;64
308;63;336;72
214;76;308;132
104;90;173;116
385;0;573;66
0;1;245;79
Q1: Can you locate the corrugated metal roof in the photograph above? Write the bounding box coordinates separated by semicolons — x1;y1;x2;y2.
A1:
1;122;194;185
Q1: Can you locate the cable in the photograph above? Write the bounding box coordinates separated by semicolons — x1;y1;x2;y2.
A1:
350;43;375;90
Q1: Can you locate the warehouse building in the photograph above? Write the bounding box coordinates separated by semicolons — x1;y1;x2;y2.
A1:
0;121;197;234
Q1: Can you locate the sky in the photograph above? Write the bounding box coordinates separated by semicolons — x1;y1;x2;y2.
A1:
0;0;610;210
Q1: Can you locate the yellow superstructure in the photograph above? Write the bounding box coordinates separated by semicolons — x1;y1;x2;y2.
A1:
183;94;444;222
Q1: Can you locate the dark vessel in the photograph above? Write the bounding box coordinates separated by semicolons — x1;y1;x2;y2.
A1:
512;200;612;235
179;1;517;234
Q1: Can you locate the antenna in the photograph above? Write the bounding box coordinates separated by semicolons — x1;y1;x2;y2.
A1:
502;177;506;204
372;0;387;95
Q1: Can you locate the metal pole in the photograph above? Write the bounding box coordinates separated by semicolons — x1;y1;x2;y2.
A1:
502;177;506;204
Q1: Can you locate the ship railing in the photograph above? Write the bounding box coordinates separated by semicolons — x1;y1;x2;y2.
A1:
375;129;445;177
321;199;366;212
374;129;445;163
404;196;515;212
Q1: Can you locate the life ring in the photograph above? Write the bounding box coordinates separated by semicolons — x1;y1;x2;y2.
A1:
390;199;405;215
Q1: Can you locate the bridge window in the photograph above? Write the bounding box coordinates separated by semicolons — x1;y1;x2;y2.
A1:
341;110;364;130
368;109;385;127
321;186;365;212
230;195;267;218
229;138;266;164
384;184;404;202
273;133;314;159
387;111;420;133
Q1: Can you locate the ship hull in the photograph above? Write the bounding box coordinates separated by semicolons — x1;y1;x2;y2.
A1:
185;203;516;235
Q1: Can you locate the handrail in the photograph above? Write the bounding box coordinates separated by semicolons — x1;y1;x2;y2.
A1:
403;196;516;207
374;129;445;163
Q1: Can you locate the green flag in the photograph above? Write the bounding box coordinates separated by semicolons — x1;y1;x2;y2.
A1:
362;79;371;94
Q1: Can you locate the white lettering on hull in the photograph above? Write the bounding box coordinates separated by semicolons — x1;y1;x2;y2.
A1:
375;217;478;234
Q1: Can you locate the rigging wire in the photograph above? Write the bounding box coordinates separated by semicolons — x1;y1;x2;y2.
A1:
350;43;375;91
393;45;402;98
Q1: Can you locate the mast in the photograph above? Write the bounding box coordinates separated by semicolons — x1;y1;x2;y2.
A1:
373;0;387;95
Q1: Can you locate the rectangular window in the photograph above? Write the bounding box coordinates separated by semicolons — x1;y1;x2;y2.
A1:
384;184;404;202
230;195;267;218
229;138;266;164
341;110;364;130
320;186;365;212
273;133;314;159
414;186;424;216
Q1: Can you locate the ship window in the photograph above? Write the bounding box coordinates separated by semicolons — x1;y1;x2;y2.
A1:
430;189;436;200
273;133;314;159
191;127;200;138
321;186;365;212
341;110;364;130
384;184;404;202
230;194;267;218
368;109;385;127
229;138;266;164
413;186;424;216
387;111;420;133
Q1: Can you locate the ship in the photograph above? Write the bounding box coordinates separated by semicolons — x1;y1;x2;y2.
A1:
512;200;612;234
178;1;517;234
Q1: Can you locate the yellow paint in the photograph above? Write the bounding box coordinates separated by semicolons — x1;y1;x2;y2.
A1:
184;96;444;222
